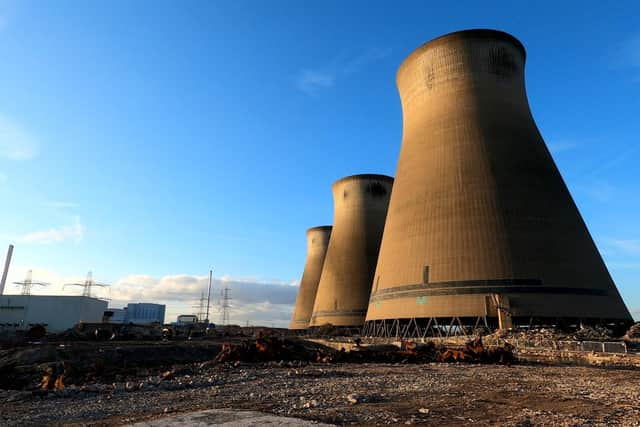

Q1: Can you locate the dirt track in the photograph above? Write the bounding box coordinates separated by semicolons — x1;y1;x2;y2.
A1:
2;361;639;426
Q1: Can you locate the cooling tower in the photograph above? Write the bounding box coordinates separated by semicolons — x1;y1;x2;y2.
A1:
365;29;632;335
310;174;393;327
289;226;332;330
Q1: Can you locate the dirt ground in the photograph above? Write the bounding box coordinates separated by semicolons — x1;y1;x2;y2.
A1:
2;361;639;426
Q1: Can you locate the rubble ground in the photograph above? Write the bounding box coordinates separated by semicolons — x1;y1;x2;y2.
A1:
1;328;639;426
2;361;640;426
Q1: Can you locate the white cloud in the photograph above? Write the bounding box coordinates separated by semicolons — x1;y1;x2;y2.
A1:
3;266;298;327
112;274;297;305
296;47;390;95
0;114;39;160
112;273;298;326
5;266;80;297
21;217;85;244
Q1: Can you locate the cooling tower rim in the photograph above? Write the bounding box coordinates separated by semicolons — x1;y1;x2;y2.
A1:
332;173;394;189
397;29;526;81
307;225;332;234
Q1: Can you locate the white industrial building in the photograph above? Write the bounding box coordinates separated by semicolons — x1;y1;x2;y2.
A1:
0;295;108;333
104;303;166;325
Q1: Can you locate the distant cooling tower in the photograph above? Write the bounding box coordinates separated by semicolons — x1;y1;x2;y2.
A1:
310;174;393;327
289;226;332;330
365;29;632;336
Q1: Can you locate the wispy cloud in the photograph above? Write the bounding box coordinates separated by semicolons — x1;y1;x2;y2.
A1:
297;70;336;94
547;141;578;155
0;114;39;160
610;239;640;256
608;262;640;270
628;36;640;69
581;180;617;202
21;217;85;244
296;47;390;95
610;34;640;83
585;145;640;178
342;48;390;75
43;201;79;209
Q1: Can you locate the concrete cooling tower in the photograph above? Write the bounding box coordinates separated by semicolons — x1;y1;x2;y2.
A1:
289;226;332;330
310;174;393;327
364;29;632;336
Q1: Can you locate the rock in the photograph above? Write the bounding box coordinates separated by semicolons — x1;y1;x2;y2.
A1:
419;408;430;414
160;371;174;381
80;384;100;393
347;394;359;404
302;399;318;409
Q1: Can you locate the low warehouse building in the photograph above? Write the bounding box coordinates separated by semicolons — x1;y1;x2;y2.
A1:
0;295;108;333
104;303;166;325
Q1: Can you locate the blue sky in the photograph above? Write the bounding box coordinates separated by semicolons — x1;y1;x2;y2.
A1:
0;1;638;324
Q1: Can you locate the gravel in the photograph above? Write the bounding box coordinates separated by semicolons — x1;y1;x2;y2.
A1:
1;362;639;426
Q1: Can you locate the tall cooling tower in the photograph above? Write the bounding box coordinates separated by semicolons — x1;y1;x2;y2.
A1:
289;226;332;330
310;174;393;327
365;29;632;335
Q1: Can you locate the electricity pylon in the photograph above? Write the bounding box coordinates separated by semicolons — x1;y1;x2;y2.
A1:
63;271;110;298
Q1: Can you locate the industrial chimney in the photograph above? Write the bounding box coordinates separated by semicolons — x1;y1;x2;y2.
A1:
310;174;393;328
0;244;14;296
365;30;632;336
290;226;332;329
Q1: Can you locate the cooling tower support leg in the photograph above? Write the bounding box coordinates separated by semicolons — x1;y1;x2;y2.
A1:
363;317;494;338
492;294;513;330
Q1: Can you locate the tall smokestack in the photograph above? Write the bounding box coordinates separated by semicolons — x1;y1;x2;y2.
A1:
289;226;332;330
365;29;632;334
310;174;393;328
0;244;14;296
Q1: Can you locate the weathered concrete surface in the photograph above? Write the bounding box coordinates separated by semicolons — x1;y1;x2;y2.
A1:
310;175;392;327
290;226;332;330
128;409;334;426
367;29;632;325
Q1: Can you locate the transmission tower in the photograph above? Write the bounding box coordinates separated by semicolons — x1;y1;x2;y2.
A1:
13;270;50;295
63;271;110;298
193;292;206;322
219;286;231;326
